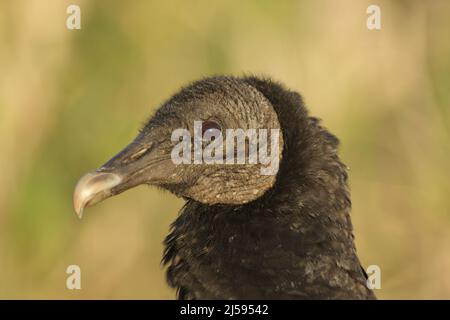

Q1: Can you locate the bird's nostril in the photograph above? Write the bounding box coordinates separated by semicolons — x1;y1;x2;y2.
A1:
122;147;149;164
130;148;149;160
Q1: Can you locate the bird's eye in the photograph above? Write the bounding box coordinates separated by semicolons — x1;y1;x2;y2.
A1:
202;120;222;138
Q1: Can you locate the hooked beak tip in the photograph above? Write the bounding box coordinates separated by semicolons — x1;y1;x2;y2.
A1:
76;207;84;219
72;171;122;218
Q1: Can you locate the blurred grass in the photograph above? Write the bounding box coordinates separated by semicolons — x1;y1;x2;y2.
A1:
0;0;449;299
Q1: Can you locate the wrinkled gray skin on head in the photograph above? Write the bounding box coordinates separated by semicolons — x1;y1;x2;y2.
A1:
144;77;283;204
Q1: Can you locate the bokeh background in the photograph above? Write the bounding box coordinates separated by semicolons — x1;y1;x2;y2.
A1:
0;0;449;299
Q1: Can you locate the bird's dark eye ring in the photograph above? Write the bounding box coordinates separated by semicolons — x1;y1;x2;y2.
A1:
202;120;222;136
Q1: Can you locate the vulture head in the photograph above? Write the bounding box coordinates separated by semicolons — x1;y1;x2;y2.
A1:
74;77;283;215
73;76;376;300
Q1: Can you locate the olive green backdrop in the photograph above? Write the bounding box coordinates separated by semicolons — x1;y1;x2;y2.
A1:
0;0;449;299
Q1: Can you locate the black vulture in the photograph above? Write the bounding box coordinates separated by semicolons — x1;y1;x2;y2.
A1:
73;76;376;300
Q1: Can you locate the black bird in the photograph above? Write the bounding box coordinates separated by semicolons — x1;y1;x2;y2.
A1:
73;76;376;299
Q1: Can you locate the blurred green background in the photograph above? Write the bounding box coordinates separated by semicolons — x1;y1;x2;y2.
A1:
0;0;449;299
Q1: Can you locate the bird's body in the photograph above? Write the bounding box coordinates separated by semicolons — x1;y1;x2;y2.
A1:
73;76;376;300
163;77;375;299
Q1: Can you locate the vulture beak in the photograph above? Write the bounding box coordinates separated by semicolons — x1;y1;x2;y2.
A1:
73;131;176;219
73;171;122;219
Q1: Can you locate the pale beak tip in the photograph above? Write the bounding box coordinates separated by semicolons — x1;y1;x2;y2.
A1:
73;193;85;219
76;207;84;219
72;171;122;220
